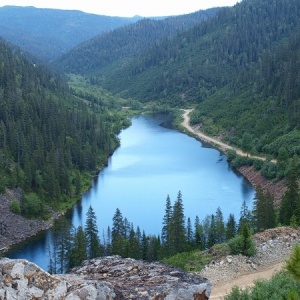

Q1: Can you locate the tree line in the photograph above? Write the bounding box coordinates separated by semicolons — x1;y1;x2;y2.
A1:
49;161;300;274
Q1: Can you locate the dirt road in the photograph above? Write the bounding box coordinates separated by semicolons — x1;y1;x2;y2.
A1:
181;109;276;163
209;262;284;299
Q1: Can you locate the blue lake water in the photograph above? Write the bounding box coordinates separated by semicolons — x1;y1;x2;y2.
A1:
7;113;255;270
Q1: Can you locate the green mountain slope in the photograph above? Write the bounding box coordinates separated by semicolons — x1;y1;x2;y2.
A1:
55;8;220;76
0;39;124;214
191;28;300;165
0;6;140;61
97;0;300;105
57;0;300;168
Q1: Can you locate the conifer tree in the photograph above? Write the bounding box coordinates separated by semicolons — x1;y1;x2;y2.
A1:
238;200;252;233
253;186;276;231
279;158;300;225
85;206;102;259
194;215;206;249
161;195;172;244
226;213;236;240
186;217;194;247
68;226;87;269
215;207;225;243
170;191;186;254
111;208;126;255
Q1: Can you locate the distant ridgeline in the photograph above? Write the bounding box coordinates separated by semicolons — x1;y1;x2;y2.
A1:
0;6;140;61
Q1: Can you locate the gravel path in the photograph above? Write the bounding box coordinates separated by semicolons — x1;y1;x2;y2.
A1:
181;109;277;163
199;227;300;299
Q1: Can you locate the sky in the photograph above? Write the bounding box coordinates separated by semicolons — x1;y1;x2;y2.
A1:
0;0;241;17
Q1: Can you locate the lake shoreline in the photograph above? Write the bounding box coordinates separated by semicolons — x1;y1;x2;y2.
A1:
1;111;263;259
179;109;286;202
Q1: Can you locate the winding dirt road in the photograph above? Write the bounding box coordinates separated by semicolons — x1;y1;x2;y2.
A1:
209;262;284;299
181;109;276;163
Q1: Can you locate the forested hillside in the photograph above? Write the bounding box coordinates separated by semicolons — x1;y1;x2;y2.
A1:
0;6;140;61
94;0;300;105
56;8;219;76
0;39;126;217
56;0;300;169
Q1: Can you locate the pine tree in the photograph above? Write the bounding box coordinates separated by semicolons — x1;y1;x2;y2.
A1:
207;214;217;247
161;194;172;246
68;226;87;269
85;206;102;259
194;215;206;249
253;186;276;232
141;230;148;260
186;217;194;246
53;217;72;273
279;158;300;225
111;208;126;256
170;191;186;254
215;207;225;244
226;213;236;240
238;200;252;233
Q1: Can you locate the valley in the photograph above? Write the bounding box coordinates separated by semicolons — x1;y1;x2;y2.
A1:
1;0;300;298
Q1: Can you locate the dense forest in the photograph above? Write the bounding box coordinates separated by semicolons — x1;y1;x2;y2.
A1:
58;0;300;104
2;0;300;297
0;39;128;217
0;6;140;61
56;8;219;75
56;0;300;175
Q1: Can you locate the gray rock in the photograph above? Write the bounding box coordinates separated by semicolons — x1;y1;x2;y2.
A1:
0;257;211;299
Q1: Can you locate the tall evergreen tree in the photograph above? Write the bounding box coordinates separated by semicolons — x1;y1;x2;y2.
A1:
53;217;72;273
85;206;102;259
194;215;206;250
170;191;186;254
253;186;276;231
279;158;300;225
226;213;236;241
215;207;225;244
207;214;217;248
238;200;252;233
161;194;172;244
111;208;126;256
68;226;87;269
186;217;194;247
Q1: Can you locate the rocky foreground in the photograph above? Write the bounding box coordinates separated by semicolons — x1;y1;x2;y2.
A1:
0;256;211;299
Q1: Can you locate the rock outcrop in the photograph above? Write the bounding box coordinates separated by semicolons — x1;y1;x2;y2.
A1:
199;226;300;285
0;256;211;299
238;166;286;205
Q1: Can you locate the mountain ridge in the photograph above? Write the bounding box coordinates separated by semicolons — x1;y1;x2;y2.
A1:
0;6;141;61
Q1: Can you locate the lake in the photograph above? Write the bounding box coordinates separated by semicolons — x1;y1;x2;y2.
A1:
7;113;255;270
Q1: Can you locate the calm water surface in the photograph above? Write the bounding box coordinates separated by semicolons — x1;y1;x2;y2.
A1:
7;114;255;270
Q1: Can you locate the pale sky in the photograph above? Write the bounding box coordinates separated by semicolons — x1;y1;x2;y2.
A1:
0;0;241;17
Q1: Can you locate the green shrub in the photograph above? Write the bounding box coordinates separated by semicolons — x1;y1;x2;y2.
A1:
228;235;256;257
10;199;21;214
225;272;300;300
22;192;49;219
